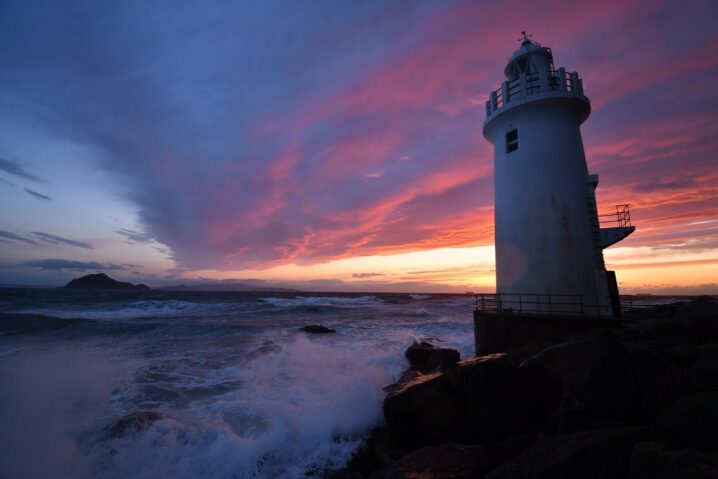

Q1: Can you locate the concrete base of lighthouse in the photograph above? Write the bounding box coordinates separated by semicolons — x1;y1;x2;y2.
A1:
473;310;621;356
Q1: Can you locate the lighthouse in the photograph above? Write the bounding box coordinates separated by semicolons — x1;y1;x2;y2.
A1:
482;34;634;316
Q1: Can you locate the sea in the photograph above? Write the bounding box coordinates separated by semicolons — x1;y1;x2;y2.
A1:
0;288;477;479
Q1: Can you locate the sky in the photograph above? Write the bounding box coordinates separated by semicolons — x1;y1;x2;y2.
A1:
0;0;717;294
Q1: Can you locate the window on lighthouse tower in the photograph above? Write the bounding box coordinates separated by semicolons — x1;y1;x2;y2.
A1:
506;129;518;153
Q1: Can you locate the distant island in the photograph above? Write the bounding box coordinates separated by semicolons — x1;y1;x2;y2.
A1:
64;273;149;290
156;283;296;292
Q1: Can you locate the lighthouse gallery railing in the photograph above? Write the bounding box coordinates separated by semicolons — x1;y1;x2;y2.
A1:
486;67;584;117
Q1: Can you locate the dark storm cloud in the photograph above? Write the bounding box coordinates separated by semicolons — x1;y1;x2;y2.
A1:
21;259;126;271
24;188;52;201
31;232;93;249
0;157;42;182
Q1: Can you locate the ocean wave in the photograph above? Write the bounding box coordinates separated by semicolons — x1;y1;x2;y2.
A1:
12;300;235;320
409;294;432;300
258;295;384;309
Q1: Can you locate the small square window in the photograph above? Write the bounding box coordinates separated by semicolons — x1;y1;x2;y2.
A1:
506;129;518;153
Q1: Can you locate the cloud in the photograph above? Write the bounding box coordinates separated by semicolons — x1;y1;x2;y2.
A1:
0;157;42;182
24;188;52;201
30;232;93;249
21;259;126;271
116;228;154;244
0;230;93;249
352;272;384;279
0;230;40;245
0;176;17;187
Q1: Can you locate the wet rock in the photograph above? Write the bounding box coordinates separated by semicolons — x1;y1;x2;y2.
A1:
384;371;470;448
383;370;424;394
397;369;422;383
104;411;164;438
405;341;460;373
455;353;542;442
298;324;336;334
246;341;281;360
630;442;718;479
653;392;718;451
486;426;643;479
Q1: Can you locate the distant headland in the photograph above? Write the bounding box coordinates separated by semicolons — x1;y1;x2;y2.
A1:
64;273;149;290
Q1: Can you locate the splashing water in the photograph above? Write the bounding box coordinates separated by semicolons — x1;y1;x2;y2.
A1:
0;289;475;478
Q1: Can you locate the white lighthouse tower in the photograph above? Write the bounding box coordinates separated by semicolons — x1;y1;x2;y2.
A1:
483;33;634;316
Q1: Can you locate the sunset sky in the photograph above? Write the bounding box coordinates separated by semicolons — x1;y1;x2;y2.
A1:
0;0;716;294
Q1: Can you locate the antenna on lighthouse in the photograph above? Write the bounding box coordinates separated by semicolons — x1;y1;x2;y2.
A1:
519;31;533;44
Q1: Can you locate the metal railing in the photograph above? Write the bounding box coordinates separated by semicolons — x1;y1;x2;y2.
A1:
475;293;586;316
486;67;584;116
598;204;632;228
475;292;689;318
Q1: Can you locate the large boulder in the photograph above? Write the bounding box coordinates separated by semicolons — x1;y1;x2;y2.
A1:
521;338;637;433
383;371;470;448
454;353;543;442
405;341;460;373
653;392;718;451
486;427;643;479
630;442;718;479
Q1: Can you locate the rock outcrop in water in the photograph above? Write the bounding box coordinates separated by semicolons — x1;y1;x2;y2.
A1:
298;324;337;334
103;411;164;439
64;273;149;290
404;341;460;373
337;297;718;479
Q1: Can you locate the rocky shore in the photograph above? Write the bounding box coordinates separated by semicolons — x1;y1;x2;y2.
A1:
335;296;718;478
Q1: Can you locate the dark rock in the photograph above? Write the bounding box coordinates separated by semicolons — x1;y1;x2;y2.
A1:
384;371;470;448
455;353;543;442
383;370;425;394
653;392;718;451
692;356;718;390
635;318;699;347
630;442;718;479
486;426;643;479
329;425;399;479
665;345;702;367
298;324;336;334
397;369;422;383
405;341;460;373
65;273;149;290
639;366;697;423
521;338;637;433
626;340;670;378
104;411;164;438
368;443;494;479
